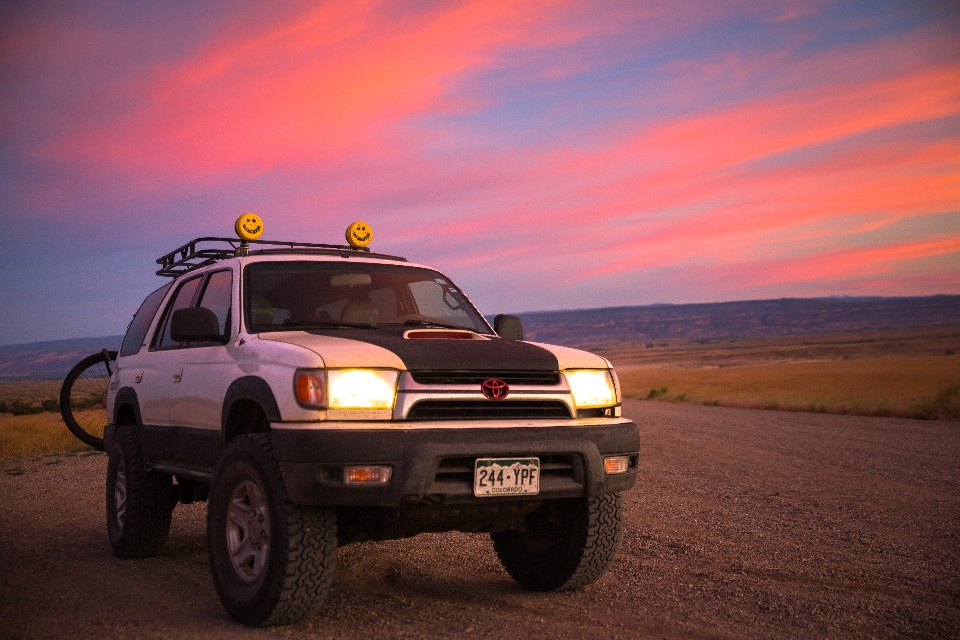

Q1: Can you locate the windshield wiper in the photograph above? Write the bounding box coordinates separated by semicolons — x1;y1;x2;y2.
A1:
281;320;378;329
379;319;477;332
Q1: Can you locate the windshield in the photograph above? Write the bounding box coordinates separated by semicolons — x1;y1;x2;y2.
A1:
244;261;491;334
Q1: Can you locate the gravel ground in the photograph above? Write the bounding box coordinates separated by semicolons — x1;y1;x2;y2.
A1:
1;399;958;639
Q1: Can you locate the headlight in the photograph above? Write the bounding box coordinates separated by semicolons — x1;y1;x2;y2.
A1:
294;369;399;410
328;369;398;410
564;369;617;408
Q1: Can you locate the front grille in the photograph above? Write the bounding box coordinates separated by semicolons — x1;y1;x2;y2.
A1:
410;370;561;386
406;400;571;420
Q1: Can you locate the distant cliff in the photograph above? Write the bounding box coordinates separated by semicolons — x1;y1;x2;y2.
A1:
1;296;959;380
519;296;960;348
0;336;123;381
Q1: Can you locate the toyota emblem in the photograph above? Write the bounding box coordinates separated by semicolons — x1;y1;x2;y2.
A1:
481;378;509;400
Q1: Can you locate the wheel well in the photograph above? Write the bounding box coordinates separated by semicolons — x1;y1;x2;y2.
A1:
116;404;137;427
224;400;270;444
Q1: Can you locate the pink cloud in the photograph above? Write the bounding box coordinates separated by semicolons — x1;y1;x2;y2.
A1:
27;1;599;182
3;0;958;317
683;235;960;298
424;32;960;284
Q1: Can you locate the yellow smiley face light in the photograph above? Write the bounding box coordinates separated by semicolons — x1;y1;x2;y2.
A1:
235;213;264;241
346;221;373;248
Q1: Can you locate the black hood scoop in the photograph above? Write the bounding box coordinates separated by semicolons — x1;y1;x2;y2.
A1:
307;328;559;372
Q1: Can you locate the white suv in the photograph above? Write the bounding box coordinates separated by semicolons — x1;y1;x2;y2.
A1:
104;232;639;626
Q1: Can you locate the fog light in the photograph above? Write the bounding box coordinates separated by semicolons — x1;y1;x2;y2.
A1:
344;465;393;484
604;456;630;475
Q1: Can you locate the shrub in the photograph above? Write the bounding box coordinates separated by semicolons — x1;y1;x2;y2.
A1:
0;401;7;413
10;400;43;416
647;387;668;399
40;399;59;412
71;392;105;410
912;384;960;420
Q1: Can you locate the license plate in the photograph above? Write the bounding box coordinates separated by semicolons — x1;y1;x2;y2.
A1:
474;457;540;497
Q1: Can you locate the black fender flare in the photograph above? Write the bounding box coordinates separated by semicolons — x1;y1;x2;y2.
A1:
221;375;282;433
108;386;144;450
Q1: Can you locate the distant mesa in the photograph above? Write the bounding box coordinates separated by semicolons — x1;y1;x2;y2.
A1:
2;296;959;380
0;336;123;382
516;295;960;349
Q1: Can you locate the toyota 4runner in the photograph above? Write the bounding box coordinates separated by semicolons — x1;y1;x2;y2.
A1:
103;221;639;626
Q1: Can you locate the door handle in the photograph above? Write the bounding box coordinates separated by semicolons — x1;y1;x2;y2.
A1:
173;368;183;383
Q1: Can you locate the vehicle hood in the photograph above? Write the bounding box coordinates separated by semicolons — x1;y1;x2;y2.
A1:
257;331;405;369
257;328;608;371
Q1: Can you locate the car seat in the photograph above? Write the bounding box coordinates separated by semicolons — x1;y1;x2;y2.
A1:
340;301;380;325
250;297;275;327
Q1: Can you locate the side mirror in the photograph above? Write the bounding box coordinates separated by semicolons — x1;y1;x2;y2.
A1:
171;307;223;342
494;314;524;341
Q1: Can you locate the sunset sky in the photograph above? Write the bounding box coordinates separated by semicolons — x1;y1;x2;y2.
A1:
2;0;958;345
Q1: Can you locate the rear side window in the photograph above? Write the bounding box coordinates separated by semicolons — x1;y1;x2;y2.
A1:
153;276;203;350
119;283;173;357
196;270;233;339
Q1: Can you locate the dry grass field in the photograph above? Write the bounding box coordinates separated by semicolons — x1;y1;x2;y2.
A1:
1;325;957;460
0;379;61;402
0;379;93;459
0;412;92;460
0;376;110;459
602;325;960;420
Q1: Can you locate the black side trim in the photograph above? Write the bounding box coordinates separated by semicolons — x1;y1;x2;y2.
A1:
149;463;213;483
140;424;222;473
221;375;282;431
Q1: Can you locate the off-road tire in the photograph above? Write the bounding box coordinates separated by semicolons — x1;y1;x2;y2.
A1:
106;425;174;558
207;434;337;627
60;350;117;451
491;493;623;591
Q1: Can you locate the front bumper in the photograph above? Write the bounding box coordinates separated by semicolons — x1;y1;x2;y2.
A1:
271;418;639;507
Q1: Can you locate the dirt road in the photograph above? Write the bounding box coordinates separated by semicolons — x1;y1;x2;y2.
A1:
2;400;958;639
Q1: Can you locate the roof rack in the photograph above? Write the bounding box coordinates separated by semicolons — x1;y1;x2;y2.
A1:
155;237;405;277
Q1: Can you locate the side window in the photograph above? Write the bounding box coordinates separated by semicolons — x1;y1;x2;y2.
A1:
153;276;203;350
196;270;233;339
119;283;173;357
